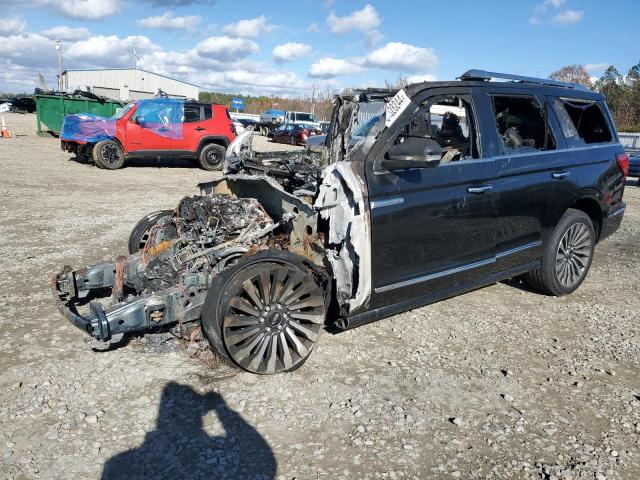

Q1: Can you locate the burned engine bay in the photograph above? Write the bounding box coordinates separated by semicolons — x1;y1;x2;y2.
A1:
52;92;384;345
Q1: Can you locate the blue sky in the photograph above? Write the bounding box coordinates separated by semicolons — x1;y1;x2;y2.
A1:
0;0;638;96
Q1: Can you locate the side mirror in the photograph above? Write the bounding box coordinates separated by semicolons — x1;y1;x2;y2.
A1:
381;137;442;170
134;116;147;127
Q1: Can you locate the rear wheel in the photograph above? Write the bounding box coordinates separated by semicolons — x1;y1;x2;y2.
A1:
201;250;327;374
198;143;225;171
525;208;595;295
93;140;125;169
128;209;175;254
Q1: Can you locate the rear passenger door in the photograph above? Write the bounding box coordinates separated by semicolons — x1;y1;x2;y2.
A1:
174;102;207;155
478;89;565;271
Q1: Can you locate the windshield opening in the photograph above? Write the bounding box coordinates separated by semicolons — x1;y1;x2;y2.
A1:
111;102;135;120
295;113;315;122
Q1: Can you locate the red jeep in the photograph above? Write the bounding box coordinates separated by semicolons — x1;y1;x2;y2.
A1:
61;99;236;170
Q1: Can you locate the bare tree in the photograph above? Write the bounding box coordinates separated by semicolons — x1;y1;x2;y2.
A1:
549;65;592;88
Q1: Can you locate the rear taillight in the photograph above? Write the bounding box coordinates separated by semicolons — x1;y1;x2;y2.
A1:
616;152;629;176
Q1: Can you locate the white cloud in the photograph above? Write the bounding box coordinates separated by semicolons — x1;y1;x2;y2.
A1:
586;64;608;73
406;73;437;83
0;32;59;68
308;57;364;79
52;0;122;20
530;0;566;23
222;15;274;38
361;42;438;72
307;22;320;33
18;0;122;20
530;0;583;25
195;36;259;62
327;4;380;34
137;12;201;31
551;9;585;25
67;35;161;68
364;29;384;48
272;42;312;63
585;63;609;73
0;16;26;35
0;25;311;97
42;26;91;41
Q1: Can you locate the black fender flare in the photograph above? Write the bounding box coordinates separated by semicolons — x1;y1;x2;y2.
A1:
197;136;229;154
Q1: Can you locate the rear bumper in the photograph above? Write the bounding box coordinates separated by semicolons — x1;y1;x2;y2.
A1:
600;203;625;242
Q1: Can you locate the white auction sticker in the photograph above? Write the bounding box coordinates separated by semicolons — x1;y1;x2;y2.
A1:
385;89;411;127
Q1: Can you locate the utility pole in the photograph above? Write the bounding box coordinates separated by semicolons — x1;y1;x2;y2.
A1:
311;83;316;117
55;39;63;92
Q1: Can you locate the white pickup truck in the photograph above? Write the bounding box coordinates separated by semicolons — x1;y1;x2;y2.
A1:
284;111;320;129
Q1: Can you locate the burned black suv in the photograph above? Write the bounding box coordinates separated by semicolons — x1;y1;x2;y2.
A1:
52;70;628;374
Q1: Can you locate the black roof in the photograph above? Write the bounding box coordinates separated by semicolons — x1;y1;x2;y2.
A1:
351;70;604;103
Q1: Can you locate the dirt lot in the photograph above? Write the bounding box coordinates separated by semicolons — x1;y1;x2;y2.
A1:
1;111;640;480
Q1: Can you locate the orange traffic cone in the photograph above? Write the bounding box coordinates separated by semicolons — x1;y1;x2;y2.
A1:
1;116;10;138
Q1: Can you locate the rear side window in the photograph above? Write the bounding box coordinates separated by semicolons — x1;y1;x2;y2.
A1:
183;103;201;122
552;98;612;146
202;105;212;120
491;95;555;153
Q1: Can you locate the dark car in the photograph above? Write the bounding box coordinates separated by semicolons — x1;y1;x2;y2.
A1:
307;114;382;148
271;123;323;145
1;97;36;113
53;70;627;375
629;152;640;182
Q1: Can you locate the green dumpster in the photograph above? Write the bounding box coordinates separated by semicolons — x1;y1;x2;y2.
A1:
34;94;124;137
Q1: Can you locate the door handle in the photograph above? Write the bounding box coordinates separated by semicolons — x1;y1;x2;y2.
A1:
467;185;493;194
195;127;205;131
552;171;570;180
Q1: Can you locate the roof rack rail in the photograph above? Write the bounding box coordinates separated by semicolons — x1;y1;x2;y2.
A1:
459;69;589;91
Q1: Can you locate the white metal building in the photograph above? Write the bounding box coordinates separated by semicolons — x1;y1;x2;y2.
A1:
61;68;199;101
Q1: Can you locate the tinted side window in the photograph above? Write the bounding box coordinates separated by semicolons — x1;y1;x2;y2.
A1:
491;95;555;152
202;105;212;120
183;103;201;123
552;98;612;145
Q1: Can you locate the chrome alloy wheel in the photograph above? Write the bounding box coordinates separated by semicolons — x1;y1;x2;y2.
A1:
222;263;325;374
555;223;593;288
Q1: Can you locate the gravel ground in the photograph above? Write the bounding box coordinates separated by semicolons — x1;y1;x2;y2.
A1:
1;112;640;480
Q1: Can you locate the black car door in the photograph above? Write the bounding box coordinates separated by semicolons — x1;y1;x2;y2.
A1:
365;88;499;308
478;89;567;272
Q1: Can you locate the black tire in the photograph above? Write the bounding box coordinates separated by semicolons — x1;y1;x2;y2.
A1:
525;208;595;296
93;139;125;169
289;136;296;145
198;143;225;171
201;250;328;375
127;209;174;254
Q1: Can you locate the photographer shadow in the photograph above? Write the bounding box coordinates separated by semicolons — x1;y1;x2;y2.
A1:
102;382;276;480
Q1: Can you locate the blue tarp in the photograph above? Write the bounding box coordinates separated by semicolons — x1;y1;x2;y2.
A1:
60;98;184;142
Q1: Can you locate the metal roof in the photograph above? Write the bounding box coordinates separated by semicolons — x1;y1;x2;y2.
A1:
61;68;200;88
